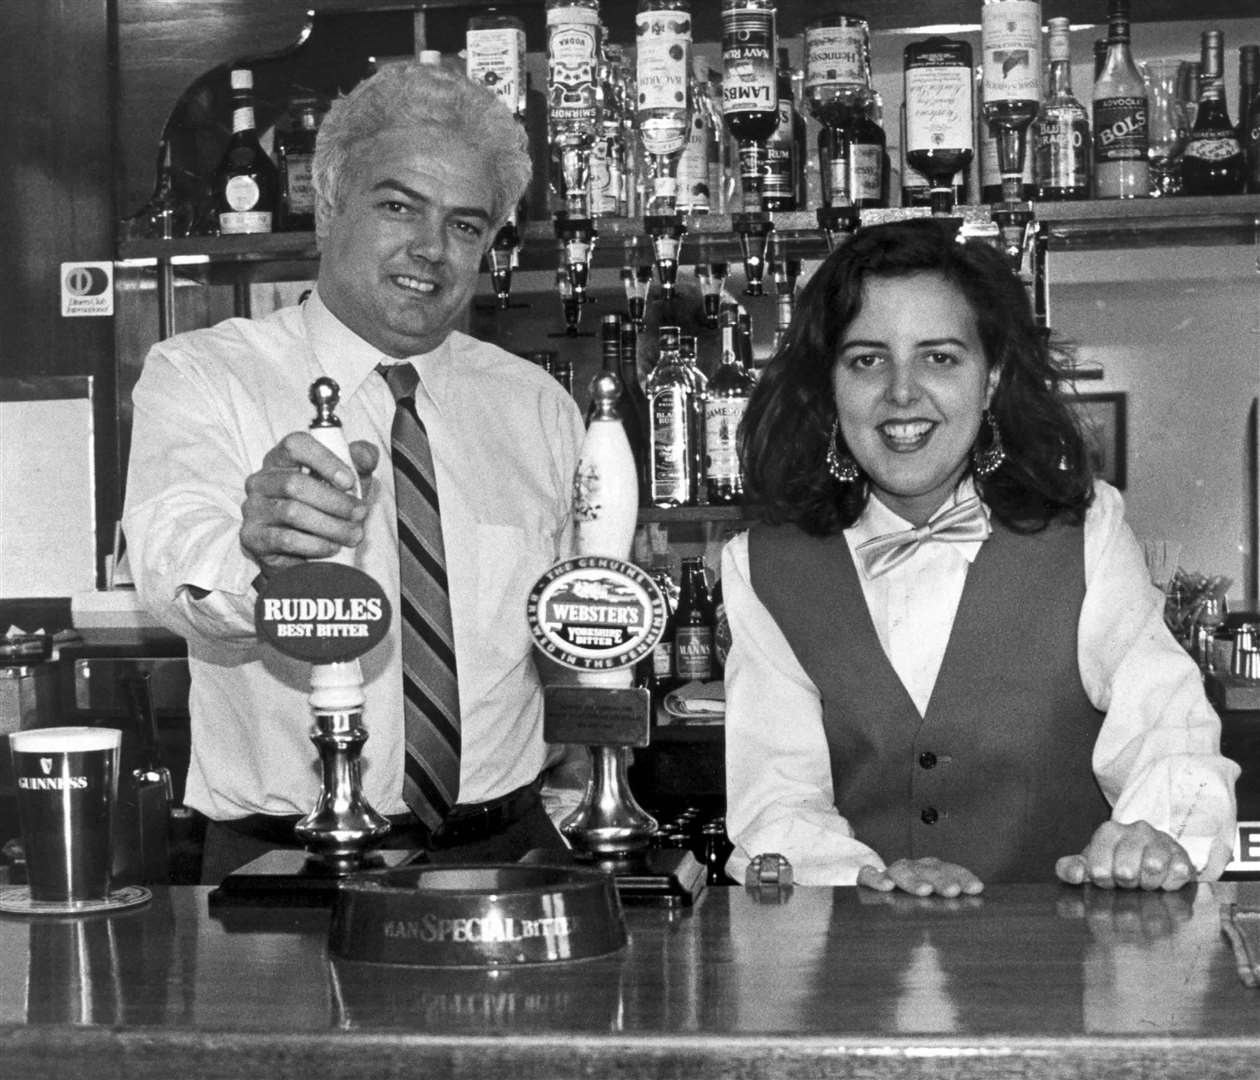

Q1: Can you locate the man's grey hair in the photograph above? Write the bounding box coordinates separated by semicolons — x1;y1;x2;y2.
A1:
313;60;531;232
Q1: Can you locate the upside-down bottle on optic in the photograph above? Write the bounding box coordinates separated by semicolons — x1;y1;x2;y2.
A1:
677;54;718;213
1092;0;1149;198
762;49;802;210
1034;17;1091;200
720;0;779;211
646;326;694;507
636;0;693;213
903;35;974;215
213;68;278;235
980;0;1042;204
1181;30;1245;196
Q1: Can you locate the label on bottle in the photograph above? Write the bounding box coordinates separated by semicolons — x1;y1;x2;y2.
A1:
467;26;526;115
762;99;796;202
1093;95;1148;163
1184;132;1243;162
905;65;973;155
981;0;1042;106
587;137;618;216
804;24;868;96
546;6;600;127
650;386;690;505
222;175;261;211
1034;116;1089;192
220;210;273;234
704;397;748;484
848;143;883;202
652;638;673;679
232;106;257;135
635;9;691;112
721;10;776;115
282;153;316;216
675;625;713;682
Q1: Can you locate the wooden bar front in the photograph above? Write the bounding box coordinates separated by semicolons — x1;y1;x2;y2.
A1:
3;881;1260;1079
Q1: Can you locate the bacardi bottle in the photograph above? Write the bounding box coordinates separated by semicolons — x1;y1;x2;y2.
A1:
636;0;692;213
213;68;278;235
1033;17;1091;200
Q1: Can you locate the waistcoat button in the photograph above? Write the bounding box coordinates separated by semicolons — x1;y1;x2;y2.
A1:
919;751;937;769
920;807;938;825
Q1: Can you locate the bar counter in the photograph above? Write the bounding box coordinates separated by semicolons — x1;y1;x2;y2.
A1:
3;879;1260;1078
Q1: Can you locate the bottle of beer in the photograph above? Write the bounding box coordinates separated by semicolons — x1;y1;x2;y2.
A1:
1181;30;1245;196
705;305;756;505
213;68;278;235
674;555;715;683
277;97;321;231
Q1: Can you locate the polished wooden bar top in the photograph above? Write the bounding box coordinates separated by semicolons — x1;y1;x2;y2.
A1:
3;881;1260;1079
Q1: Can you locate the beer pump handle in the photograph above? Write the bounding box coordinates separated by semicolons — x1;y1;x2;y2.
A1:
308;377;361;499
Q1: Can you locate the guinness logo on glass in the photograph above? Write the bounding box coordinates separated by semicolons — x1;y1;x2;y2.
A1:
40;758;52;775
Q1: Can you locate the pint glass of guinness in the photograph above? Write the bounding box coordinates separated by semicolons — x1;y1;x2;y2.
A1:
9;726;121;903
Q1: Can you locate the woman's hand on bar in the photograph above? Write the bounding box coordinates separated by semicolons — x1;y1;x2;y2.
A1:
856;857;985;898
1055;820;1196;891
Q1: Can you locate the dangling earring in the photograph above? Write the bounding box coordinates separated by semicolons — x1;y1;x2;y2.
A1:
971;410;1006;478
826;419;860;483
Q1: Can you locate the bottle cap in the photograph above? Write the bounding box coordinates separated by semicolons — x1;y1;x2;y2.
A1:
230;68;253;91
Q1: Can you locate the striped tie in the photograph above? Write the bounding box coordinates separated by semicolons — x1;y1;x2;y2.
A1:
378;363;460;830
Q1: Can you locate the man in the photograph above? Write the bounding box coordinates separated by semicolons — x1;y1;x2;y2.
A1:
123;62;585;881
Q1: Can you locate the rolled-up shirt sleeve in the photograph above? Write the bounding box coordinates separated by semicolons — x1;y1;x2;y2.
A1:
1078;482;1239;878
722;533;885;886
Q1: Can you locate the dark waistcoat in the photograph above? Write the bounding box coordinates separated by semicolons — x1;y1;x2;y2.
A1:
747;514;1109;882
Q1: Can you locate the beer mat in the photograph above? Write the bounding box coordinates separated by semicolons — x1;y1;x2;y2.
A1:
662;680;725;723
0;884;152;917
1220;903;1260;987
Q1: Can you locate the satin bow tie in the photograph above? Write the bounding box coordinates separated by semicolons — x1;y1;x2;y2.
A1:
856;496;991;578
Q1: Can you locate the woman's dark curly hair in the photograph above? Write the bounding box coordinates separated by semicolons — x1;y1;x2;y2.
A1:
740;218;1095;536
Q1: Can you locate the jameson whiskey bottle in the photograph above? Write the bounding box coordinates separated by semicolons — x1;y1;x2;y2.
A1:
646;326;694;507
904;36;974;215
1181;30;1245;196
720;0;779;211
213;68;278;235
1092;0;1149;199
704;305;756;505
277;98;320;231
1033;17;1091;200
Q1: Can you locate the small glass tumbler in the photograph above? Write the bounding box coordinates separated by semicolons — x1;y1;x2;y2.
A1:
1141;58;1190;197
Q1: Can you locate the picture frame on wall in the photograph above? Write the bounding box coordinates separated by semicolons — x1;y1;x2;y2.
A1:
1066;391;1127;491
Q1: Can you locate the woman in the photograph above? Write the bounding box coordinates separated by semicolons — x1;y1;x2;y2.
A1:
722;219;1237;896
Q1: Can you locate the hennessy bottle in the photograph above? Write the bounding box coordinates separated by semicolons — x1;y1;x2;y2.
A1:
1181;30;1245;196
213;67;278;235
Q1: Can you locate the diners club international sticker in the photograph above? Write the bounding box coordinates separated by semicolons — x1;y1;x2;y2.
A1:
527;556;666;671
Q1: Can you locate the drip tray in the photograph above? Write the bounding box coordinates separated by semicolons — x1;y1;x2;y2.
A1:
328;862;627;967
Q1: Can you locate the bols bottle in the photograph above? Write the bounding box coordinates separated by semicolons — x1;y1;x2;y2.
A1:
213;68;278;235
636;0;693;212
674;556;716;683
1034;17;1091;200
1181;30;1245;196
1092;0;1149;198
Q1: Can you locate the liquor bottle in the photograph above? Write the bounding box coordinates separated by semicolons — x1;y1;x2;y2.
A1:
1033;17;1091;201
720;0;779;212
762;49;802;211
676;55;718;213
705;305;756;505
212;68;278;235
646;326;694;507
679;334;708;505
1237;45;1259;145
816;99;886;209
674;555;715;683
1245;47;1260;193
545;0;602;217
636;0;692;213
805;13;876;208
642;540;679;703
277;98;321;231
980;0;1042;205
1181;30;1245;197
589;41;626;217
467;11;527;117
903;35;974;216
617;315;651;498
1092;0;1149;199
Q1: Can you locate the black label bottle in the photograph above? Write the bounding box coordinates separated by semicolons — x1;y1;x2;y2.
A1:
762;49;801;211
617;315;651;502
1182;30;1245;196
646;326;694;507
904;35;974;215
277;98;321;231
704;305;756;505
1034;17;1091;200
674;555;715;683
213;68;278;235
1092;0;1149;199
